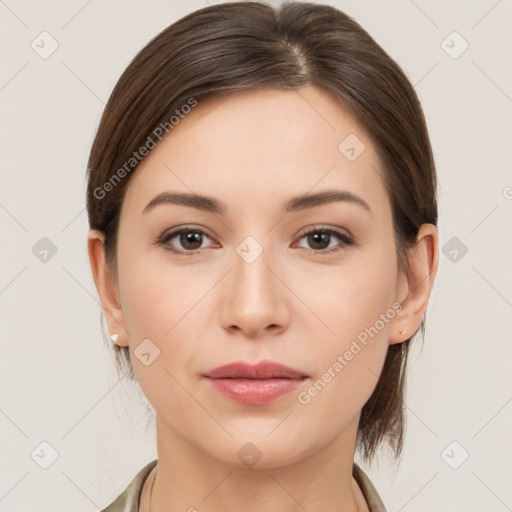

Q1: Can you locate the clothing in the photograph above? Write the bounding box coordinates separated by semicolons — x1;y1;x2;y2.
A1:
100;458;387;511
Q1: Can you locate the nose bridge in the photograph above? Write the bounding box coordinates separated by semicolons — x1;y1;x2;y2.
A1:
221;235;288;336
235;241;274;300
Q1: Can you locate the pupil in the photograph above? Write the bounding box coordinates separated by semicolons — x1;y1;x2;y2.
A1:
310;232;328;250
182;232;201;249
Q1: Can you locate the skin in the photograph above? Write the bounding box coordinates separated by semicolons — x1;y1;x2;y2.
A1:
88;85;438;512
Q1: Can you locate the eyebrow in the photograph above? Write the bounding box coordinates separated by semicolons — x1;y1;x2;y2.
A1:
143;189;372;216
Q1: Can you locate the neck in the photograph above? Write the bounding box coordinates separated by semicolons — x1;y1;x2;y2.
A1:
142;414;368;512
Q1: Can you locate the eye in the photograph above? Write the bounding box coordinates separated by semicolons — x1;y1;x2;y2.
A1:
156;225;354;256
156;226;216;254
293;226;354;255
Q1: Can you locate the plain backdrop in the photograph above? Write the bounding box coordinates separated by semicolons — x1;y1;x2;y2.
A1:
1;1;511;511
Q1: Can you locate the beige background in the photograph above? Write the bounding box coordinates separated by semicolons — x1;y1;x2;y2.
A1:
1;0;511;510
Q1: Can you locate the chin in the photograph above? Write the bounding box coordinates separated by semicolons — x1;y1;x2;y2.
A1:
200;431;316;471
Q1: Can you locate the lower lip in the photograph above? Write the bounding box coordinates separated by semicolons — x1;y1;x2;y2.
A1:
205;377;306;405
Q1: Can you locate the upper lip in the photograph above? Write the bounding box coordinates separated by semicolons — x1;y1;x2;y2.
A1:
203;361;308;379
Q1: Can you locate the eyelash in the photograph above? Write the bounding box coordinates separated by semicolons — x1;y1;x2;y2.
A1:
155;225;354;256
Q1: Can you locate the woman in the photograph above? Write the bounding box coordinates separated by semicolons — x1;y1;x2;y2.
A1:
86;1;439;510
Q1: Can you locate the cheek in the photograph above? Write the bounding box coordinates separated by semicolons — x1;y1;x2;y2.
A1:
295;246;397;414
119;266;194;418
116;238;223;393
118;241;194;337
299;242;398;351
116;245;191;384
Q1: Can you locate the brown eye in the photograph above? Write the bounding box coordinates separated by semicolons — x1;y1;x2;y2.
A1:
157;227;214;254
306;231;331;251
295;227;353;254
177;231;203;251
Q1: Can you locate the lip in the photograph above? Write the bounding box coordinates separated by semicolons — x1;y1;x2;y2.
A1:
203;361;309;406
204;361;308;380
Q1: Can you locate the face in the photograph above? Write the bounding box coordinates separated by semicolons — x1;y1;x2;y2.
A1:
112;86;406;468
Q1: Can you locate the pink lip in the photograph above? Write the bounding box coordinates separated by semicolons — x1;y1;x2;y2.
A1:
203;361;309;406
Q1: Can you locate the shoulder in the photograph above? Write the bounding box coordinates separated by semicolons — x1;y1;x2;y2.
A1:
100;459;158;512
353;463;387;512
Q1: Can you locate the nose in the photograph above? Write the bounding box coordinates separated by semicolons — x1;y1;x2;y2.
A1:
220;244;290;338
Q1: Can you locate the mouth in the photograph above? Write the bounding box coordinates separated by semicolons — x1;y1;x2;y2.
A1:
202;361;309;405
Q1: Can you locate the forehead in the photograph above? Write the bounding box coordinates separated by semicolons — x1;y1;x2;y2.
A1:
122;86;389;218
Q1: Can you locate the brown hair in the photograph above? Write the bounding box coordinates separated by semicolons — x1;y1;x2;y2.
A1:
86;0;437;463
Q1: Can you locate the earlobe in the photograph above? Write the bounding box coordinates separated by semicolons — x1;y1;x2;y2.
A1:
388;223;439;346
87;229;129;346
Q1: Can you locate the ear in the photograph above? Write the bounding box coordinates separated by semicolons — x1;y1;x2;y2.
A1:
87;229;129;347
388;223;439;345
